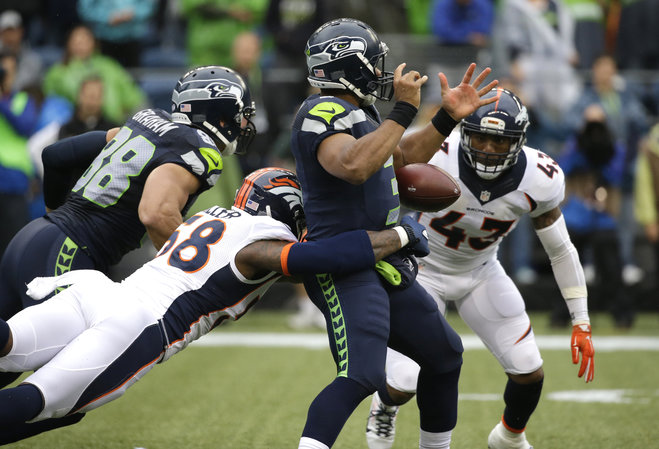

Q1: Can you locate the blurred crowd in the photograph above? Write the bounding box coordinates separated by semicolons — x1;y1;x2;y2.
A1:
1;0;658;325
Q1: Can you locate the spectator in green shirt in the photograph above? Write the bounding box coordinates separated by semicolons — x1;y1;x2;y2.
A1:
42;24;146;124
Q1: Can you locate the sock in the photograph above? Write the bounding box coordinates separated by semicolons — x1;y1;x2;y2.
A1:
502;377;544;431
301;377;370;447
0;413;85;445
419;428;452;449
416;366;461;432
378;385;397;407
0;318;21;388
298;436;330;449
0;372;21;389
0;319;8;352
0;384;44;424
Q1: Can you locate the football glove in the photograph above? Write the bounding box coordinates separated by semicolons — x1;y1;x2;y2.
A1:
571;323;594;382
400;216;430;257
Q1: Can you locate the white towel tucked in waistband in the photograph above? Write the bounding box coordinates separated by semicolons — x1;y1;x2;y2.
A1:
26;270;111;300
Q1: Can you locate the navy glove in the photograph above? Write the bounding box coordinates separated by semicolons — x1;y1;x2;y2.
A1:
375;252;418;290
400;215;430;257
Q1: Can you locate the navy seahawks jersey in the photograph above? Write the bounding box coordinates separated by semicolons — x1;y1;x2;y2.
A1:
47;109;223;268
290;94;400;239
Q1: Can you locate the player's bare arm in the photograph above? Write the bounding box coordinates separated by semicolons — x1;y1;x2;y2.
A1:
396;64;499;168
105;127;120;142
317;64;427;184
530;206;562;230
139;163;201;250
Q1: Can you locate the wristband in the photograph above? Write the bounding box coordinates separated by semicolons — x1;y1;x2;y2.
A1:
566;297;590;324
393;226;410;247
431;108;458;136
386;101;418;129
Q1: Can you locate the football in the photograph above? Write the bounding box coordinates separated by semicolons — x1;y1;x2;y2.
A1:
395;163;461;212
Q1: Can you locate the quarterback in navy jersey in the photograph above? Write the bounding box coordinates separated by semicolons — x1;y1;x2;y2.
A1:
0;168;432;444
0;66;256;384
366;89;595;449
291;18;498;449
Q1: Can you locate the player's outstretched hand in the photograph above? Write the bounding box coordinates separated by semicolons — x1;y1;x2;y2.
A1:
393;62;428;108
571;323;595;382
437;63;499;121
400;215;429;257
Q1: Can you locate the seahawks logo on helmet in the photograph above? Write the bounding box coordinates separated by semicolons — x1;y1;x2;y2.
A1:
172;80;244;109
207;81;244;101
307;36;367;65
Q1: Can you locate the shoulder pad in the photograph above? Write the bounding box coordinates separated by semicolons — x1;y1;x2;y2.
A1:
521;147;565;217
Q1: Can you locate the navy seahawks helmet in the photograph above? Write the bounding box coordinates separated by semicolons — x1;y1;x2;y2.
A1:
171;66;256;155
460;88;529;180
233;167;306;239
305;18;394;106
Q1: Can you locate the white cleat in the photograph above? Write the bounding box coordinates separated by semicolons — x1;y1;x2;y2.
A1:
365;392;399;449
487;421;533;449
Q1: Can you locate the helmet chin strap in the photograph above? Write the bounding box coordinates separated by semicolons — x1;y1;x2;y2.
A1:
339;77;376;106
203;121;237;155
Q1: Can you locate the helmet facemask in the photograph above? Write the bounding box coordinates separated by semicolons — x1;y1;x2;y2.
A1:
461;129;523;180
460;88;529;180
203;102;257;156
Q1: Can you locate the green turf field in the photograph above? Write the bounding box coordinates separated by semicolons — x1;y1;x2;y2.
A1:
7;311;659;448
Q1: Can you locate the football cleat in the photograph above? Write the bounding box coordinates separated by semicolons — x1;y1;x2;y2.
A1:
365;392;399;449
488;421;534;449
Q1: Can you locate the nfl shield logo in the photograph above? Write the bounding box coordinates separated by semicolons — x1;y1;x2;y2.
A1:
480;190;491;202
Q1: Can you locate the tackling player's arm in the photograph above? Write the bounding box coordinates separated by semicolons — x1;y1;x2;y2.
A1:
532;206;594;383
139;163;201;250
235;217;429;279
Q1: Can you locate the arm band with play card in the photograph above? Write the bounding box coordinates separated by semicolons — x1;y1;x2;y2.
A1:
281;230;376;276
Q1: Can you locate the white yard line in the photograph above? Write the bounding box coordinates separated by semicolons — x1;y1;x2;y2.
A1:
192;333;659;351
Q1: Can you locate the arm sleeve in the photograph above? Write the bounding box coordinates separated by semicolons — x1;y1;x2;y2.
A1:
535;214;589;323
634;153;657;225
283;230;375;276
42;131;108;209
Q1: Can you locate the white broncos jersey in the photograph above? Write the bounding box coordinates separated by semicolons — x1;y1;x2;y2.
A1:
123;206;296;361
419;130;565;275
